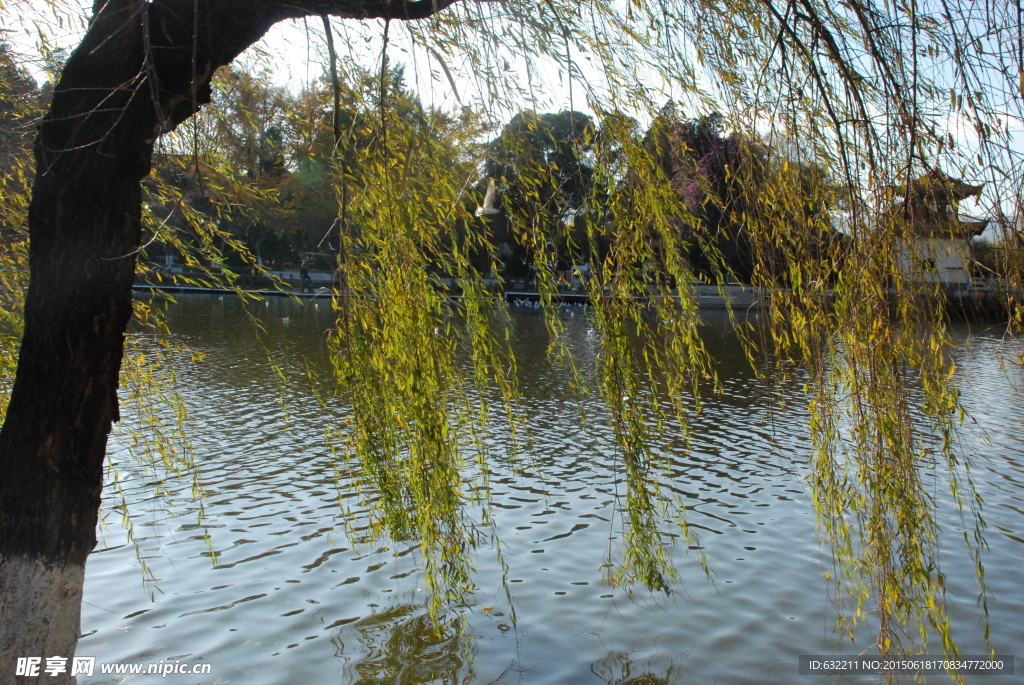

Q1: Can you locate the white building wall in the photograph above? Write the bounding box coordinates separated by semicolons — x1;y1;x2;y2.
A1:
896;237;973;284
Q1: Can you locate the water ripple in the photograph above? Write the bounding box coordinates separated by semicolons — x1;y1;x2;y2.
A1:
78;298;1024;684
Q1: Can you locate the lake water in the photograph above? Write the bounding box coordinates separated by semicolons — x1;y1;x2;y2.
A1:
78;294;1023;684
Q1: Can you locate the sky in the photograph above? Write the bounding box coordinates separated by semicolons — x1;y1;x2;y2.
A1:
253;9;630;129
2;0;613;139
2;0;679;122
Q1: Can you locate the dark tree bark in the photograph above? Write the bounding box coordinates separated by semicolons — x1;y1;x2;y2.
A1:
0;1;460;681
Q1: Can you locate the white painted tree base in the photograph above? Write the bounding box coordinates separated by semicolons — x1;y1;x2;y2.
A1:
0;555;84;685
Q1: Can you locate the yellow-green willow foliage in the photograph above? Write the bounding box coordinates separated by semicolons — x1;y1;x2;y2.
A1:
314;60;521;621
734;146;991;672
315;0;1020;668
0;41;37;412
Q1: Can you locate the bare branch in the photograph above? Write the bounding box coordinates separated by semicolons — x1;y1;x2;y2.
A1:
271;0;462;22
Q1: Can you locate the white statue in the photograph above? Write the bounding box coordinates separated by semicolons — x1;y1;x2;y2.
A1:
475;180;501;217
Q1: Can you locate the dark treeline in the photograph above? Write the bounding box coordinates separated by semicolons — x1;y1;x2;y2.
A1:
2;47;958;287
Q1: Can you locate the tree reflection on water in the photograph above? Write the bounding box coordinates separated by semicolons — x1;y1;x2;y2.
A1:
332;604;477;684
590;650;683;685
331;602;686;684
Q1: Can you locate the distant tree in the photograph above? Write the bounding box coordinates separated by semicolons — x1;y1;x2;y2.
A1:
0;43;42;412
202;67;292;263
483;109;596;277
0;44;39;159
647;107;843;285
278;63;480;268
753;151;847;286
0;42;42;236
645;108;760;282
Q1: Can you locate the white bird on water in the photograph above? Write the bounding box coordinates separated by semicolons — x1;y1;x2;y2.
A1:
475;181;501;217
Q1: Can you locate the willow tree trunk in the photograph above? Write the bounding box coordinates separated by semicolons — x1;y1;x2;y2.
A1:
0;1;458;682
